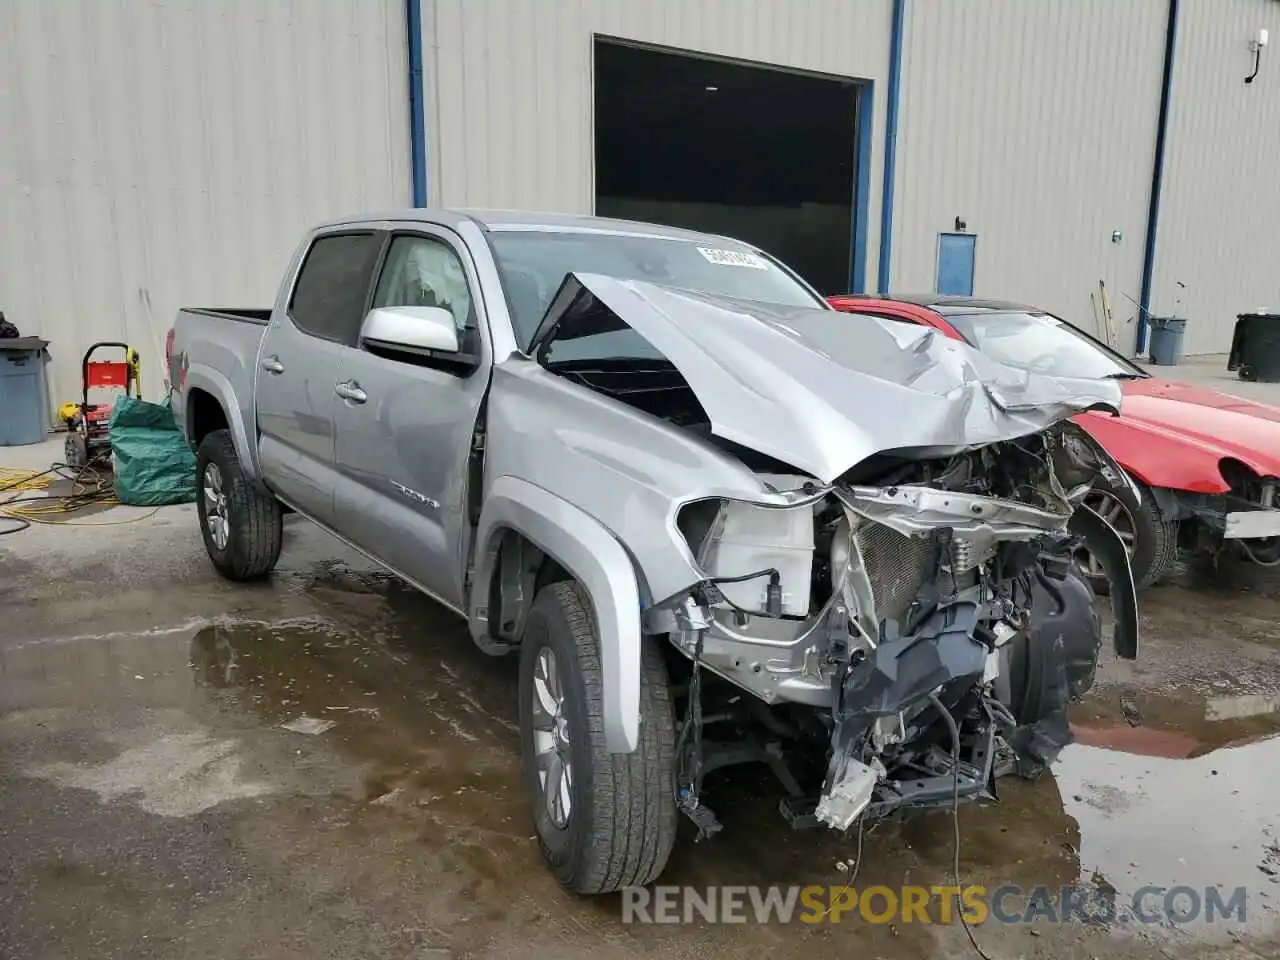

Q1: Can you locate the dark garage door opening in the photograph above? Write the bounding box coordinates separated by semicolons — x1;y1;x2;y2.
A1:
594;38;861;295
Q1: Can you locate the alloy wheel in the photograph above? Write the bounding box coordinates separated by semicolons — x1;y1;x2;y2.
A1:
530;646;573;829
203;462;230;551
1075;489;1137;578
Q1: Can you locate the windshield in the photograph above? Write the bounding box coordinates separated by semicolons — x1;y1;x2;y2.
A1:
487;229;825;349
945;311;1145;379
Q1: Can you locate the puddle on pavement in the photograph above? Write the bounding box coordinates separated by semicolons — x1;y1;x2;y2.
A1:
876;689;1280;940
183;563;1280;942
186;566;548;896
189;579;526;822
176;563;1280;944
1055;688;1280;936
8;553;1280;957
1054;733;1280;926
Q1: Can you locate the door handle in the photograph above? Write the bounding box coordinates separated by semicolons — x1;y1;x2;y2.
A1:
334;379;367;404
260;355;284;374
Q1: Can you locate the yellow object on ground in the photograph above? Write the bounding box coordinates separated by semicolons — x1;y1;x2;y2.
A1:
0;467;56;494
0;464;159;527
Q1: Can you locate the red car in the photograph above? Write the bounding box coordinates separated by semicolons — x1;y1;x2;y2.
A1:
828;294;1280;592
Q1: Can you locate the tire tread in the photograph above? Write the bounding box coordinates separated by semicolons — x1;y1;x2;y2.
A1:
196;429;282;581
1141;510;1180;588
532;581;677;894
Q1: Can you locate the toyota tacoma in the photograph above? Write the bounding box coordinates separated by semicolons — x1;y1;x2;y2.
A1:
168;210;1138;894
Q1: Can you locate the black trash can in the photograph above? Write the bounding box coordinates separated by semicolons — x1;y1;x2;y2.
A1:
1228;313;1280;382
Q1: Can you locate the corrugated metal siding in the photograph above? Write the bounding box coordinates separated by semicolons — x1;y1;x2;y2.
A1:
0;0;412;411
421;0;892;279
893;0;1166;346
1154;0;1280;355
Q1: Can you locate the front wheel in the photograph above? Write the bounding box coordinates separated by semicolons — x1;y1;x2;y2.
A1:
1074;474;1177;595
518;581;677;895
196;429;283;581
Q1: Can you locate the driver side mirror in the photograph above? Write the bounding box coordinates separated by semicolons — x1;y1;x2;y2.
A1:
359;305;460;357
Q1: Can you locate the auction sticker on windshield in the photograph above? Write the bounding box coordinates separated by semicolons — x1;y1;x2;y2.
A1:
697;247;770;269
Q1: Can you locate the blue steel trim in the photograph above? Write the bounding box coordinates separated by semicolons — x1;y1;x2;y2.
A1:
1139;0;1179;354
877;0;905;293
850;82;875;293
407;0;429;207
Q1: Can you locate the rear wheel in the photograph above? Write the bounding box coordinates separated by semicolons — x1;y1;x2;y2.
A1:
518;581;677;894
196;429;283;581
1074;474;1177;594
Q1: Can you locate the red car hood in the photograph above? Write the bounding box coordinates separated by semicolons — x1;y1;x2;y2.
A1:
1099;377;1280;477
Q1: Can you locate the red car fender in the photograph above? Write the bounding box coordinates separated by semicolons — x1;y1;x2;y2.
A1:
1073;411;1231;495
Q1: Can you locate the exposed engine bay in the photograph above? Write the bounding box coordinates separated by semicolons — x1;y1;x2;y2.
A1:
661;423;1139;837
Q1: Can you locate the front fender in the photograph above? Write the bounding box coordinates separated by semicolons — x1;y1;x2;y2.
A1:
470;476;642;754
1076;412;1230;494
182;363;260;480
1068;505;1139;660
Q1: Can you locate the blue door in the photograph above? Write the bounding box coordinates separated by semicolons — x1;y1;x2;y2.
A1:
936;233;976;296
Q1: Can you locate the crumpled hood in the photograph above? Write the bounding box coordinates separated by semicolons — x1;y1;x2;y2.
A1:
543;274;1123;483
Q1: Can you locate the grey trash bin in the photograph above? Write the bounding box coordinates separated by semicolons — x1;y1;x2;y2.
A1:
0;337;51;446
1147;317;1187;366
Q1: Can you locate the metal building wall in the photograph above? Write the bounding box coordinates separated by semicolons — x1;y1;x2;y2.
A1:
1154;0;1280;355
891;0;1167;346
0;0;412;412
419;0;892;280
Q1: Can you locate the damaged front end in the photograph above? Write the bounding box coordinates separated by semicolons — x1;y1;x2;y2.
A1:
527;272;1139;837
665;422;1139;835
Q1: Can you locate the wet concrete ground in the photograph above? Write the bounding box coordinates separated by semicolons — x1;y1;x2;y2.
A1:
3;491;1280;959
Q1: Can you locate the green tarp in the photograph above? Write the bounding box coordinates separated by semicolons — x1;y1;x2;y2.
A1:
108;396;197;505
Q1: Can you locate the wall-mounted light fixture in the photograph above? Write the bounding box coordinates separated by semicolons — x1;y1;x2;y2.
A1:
954;216;966;232
1246;27;1268;84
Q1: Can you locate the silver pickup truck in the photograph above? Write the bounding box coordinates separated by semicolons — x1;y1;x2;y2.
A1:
169;209;1138;894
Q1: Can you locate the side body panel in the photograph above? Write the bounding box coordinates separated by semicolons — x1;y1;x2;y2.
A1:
470;475;643;753
332;346;483;607
481;360;781;606
332;223;495;609
253;226;388;526
476;359;800;753
254;319;344;523
171;309;268;479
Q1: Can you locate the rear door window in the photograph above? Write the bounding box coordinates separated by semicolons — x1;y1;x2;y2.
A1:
289;232;385;344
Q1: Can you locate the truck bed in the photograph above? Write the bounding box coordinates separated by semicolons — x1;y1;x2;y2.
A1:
170;306;272;475
180;307;272;325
